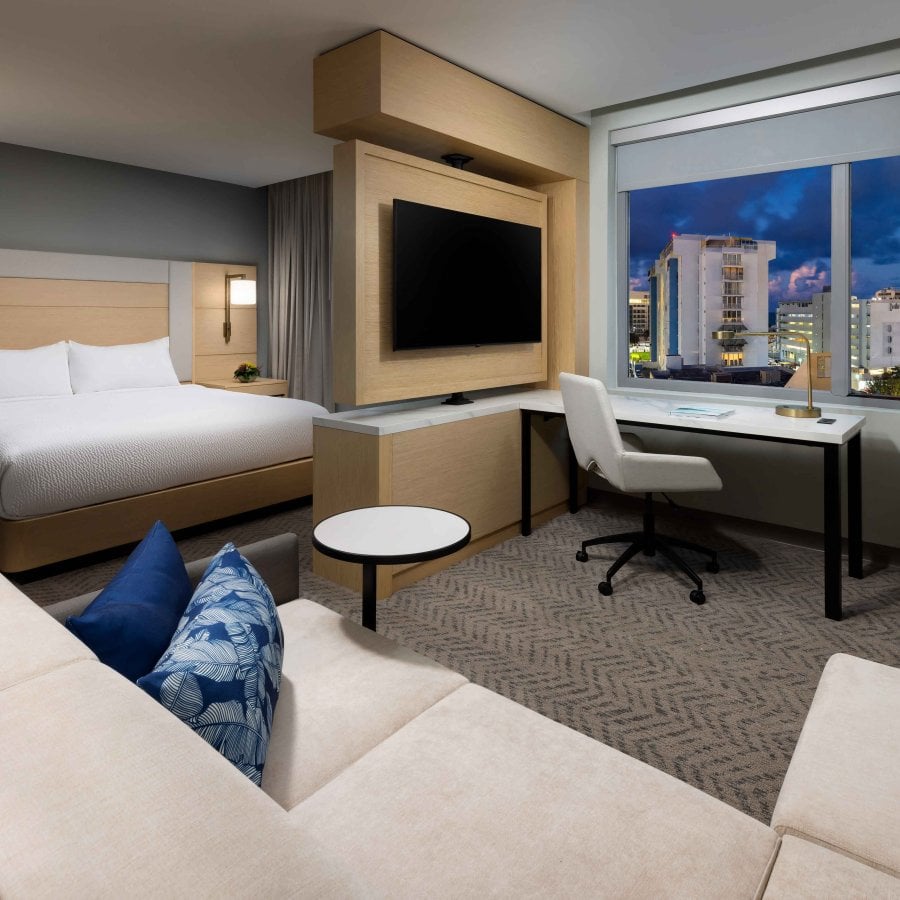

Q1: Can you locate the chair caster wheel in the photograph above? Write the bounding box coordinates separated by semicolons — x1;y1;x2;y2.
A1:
706;560;719;574
576;550;589;563
598;581;613;596
690;589;706;605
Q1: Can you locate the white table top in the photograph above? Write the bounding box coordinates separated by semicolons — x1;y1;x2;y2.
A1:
314;388;865;446
313;505;471;563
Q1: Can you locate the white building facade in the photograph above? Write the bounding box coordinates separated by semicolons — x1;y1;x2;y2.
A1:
851;288;900;380
775;290;831;363
647;234;775;369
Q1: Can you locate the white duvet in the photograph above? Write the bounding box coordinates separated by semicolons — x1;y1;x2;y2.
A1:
0;385;327;519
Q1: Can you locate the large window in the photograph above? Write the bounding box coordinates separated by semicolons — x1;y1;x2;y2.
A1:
628;168;831;386
850;155;900;399
614;81;900;405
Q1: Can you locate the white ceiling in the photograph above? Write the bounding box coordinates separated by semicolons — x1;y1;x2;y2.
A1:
3;0;898;187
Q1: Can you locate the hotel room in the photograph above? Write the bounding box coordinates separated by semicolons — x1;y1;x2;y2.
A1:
1;2;898;896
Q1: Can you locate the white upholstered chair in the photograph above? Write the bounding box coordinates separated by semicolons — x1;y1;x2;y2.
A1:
560;372;723;605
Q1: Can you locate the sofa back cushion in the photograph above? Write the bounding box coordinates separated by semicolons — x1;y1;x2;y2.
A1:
0;576;96;690
0;659;358;897
138;543;283;786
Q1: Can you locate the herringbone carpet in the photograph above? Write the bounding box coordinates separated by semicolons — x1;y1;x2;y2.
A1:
14;497;900;823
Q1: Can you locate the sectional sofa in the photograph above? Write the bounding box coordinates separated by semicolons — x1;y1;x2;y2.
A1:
1;533;897;897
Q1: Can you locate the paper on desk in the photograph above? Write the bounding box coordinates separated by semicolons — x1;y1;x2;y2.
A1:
668;404;735;419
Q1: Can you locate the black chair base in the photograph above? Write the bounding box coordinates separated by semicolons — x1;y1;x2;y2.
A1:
576;493;718;605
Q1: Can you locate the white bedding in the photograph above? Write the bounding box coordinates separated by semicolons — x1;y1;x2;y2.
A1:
0;385;327;519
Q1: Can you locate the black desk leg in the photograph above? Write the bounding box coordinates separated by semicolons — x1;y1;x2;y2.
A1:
521;410;532;536
847;432;863;579
362;562;377;631
823;444;843;621
568;439;579;514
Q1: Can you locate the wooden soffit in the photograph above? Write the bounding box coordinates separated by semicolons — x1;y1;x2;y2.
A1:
314;31;588;185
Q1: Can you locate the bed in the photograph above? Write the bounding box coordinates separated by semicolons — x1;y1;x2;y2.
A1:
0;385;326;572
0;250;327;572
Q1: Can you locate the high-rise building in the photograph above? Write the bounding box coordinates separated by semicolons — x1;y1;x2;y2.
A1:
775;289;831;363
647;234;775;369
628;291;650;339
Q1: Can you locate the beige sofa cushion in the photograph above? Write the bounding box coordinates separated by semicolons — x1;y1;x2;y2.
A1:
263;598;467;810
292;683;779;899
0;660;361;898
771;653;900;878
764;836;899;898
0;576;95;690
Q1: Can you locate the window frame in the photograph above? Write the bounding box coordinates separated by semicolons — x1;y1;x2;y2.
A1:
610;77;900;410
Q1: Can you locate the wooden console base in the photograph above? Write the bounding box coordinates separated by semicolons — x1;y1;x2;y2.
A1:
313;411;572;600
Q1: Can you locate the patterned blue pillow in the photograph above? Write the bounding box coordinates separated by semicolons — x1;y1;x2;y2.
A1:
137;543;283;786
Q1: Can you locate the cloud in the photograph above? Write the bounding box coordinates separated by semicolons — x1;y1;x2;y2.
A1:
851;156;900;264
629;167;832;306
784;261;829;298
628;156;900;305
629;275;646;292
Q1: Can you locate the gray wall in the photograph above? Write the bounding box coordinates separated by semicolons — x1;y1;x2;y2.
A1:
0;141;269;367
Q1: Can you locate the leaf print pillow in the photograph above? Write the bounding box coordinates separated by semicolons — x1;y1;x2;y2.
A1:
137;543;284;786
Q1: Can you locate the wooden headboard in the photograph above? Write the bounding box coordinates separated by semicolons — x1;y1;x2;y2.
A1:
0;249;195;380
0;276;168;350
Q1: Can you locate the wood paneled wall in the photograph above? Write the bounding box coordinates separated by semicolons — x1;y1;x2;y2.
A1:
333;141;548;406
191;262;257;382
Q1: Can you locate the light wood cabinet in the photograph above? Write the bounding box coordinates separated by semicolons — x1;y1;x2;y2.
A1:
312;410;571;598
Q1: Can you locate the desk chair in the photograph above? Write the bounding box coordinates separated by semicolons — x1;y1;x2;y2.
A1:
560;373;723;605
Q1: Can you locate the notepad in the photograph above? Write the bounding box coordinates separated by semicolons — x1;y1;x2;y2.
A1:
668;404;735;419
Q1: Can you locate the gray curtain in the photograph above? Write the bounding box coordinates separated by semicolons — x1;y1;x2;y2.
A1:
268;171;333;410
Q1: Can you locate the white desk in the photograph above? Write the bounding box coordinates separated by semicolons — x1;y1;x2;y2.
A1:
518;391;864;623
315;389;865;621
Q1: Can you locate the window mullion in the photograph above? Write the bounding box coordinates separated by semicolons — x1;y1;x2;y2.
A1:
830;164;851;398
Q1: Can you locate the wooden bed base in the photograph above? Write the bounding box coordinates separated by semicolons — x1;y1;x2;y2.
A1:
0;458;313;573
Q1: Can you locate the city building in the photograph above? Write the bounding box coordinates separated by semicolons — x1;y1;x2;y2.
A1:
775;289;831;363
646;234;775;369
851;289;900;384
628;291;650;340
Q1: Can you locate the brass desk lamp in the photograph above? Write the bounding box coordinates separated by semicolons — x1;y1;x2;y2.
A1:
710;330;822;418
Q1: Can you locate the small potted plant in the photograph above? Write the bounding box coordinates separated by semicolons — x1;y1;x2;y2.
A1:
233;361;260;383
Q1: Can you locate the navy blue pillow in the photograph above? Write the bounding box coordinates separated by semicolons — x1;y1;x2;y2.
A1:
137;543;284;786
66;521;192;681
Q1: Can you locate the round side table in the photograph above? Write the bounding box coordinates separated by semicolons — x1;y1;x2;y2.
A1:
312;505;471;631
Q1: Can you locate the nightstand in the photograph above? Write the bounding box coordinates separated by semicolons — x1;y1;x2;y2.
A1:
196;377;289;397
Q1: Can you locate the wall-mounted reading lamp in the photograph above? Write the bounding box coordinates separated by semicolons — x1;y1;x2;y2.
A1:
224;274;257;344
711;330;821;418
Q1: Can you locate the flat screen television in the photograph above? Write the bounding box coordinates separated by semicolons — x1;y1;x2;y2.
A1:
392;199;542;351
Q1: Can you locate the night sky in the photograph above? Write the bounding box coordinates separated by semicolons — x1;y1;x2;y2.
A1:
629;156;900;311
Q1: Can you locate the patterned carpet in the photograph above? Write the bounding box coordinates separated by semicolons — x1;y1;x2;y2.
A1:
13;496;900;824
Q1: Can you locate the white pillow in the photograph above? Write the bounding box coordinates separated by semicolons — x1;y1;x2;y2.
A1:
68;337;181;394
0;342;73;399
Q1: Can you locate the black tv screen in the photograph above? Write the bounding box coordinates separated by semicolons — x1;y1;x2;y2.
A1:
392;199;542;351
